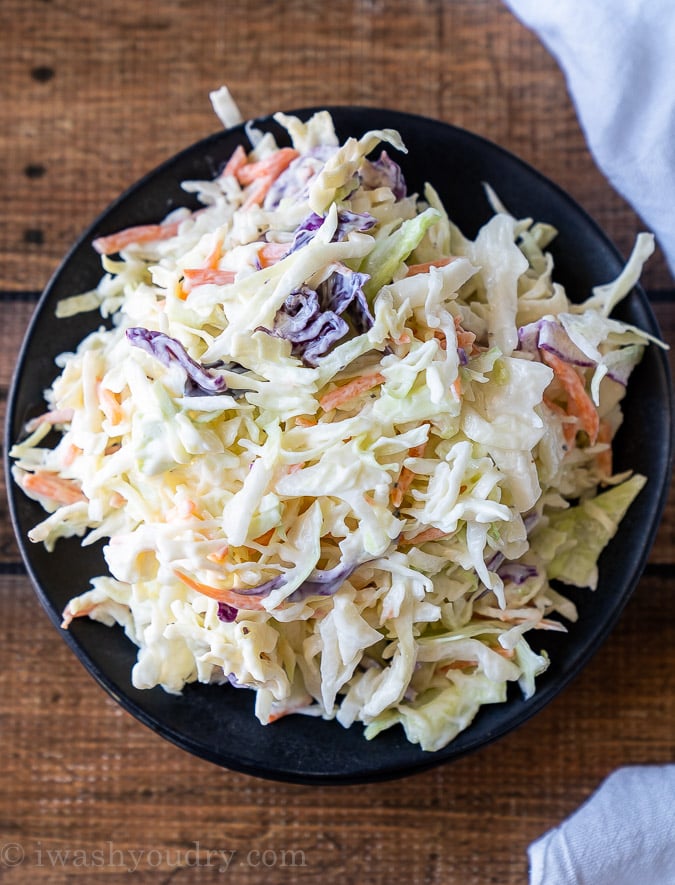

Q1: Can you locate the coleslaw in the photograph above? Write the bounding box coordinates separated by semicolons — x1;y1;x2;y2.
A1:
10;91;662;751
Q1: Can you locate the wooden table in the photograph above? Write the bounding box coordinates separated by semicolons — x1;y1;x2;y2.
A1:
2;2;673;882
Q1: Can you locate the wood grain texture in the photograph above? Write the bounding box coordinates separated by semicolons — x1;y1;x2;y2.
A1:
1;1;674;883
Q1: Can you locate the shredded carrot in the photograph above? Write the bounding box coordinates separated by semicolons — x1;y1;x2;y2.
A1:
391;466;415;508
253;528;275;545
220;144;248;179
234;147;300;210
92;220;181;256
543;395;577;448
542;350;599;444
287;461;305;474
508;616;566;631
62;444;82;468
25;408;74;432
319;372;385;412
204;235;223;270
236;147;299;186
405;257;453;277
183;268;236;288
442;660;477;671
61;601;98;629
207;544;230;564
402;526;448;545
266;698;313;724
22;471;86;505
294;416;316;428
493;646;516;659
409;440;428;460
450;377;462;401
173;569;265;610
393;332;411;345
109;492;127;509
241;175;276;209
391;442;426;508
454;315;476;352
99;387;123;425
258;242;289;267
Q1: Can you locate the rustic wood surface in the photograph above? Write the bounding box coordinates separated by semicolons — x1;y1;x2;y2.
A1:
1;1;673;882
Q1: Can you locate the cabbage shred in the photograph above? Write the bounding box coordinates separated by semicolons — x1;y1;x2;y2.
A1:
11;103;657;752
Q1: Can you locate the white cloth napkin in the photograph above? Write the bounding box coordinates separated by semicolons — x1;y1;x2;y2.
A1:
504;0;675;279
528;766;675;885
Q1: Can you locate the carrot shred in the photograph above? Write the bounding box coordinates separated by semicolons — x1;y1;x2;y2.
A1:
253;528;275;545
241;175;275;209
258;242;289;268
391;439;426;508
207;545;230;565
99;387;123;425
220;144;248;179
204;235;223;270
454;315;476;352
92;220;181;255
61;601;98;629
294;416;317;428
236;147;299;186
173;569;265;610
319;372;385;412
62;444;82;468
25;408;74;431
543;395;577;447
596;419;613;476
391;466;415;508
22;471;86;505
405;257;453;277
542;350;599;444
402;526;448;545
182;267;236;288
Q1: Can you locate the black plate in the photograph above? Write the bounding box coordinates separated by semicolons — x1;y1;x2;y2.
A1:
5;108;673;784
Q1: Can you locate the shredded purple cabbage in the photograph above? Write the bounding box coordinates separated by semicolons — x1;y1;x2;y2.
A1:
217;602;238;622
264;146;337;210
126;328;250;397
360;151;407;200
215;574;285;622
319;267;374;334
216;557;372;612
259;266;374;366
517;319;593;367
289;210;376;254
225;672;247;687
289;559;366;602
237;575;285;597
498;563;538;585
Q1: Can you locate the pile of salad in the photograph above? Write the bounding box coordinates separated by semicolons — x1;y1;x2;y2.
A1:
11;90;660;751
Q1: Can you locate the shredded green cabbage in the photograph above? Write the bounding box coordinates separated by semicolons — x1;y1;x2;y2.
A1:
10;94;662;752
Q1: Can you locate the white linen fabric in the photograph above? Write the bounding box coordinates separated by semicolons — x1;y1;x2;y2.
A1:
528;766;675;885
504;0;675;278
